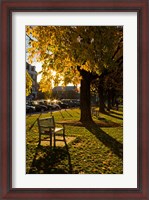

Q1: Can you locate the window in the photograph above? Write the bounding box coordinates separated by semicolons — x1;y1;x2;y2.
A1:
26;65;29;70
31;66;34;71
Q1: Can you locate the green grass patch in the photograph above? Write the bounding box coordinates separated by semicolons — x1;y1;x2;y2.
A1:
26;108;123;174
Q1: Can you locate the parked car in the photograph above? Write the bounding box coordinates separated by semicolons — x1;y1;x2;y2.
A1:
29;101;48;112
51;102;61;110
57;101;69;109
61;99;80;108
72;99;80;107
61;99;72;107
42;100;56;111
26;104;36;113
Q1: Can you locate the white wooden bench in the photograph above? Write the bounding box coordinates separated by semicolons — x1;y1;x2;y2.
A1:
91;107;99;118
37;116;66;147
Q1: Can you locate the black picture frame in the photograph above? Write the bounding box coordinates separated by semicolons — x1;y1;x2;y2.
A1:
0;0;148;199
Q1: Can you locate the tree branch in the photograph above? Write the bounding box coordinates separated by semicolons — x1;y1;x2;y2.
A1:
26;34;34;41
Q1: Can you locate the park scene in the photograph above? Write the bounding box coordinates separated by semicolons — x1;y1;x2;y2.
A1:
26;26;123;174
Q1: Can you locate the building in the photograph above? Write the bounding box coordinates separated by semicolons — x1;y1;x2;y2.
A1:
26;62;38;99
52;86;80;99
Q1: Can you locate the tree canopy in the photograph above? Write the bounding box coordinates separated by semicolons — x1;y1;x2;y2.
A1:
26;26;123;122
26;26;122;87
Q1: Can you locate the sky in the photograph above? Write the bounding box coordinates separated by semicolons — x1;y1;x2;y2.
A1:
33;62;74;87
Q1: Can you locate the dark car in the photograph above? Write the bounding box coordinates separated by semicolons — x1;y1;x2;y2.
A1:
62;99;76;107
61;99;72;107
29;101;48;112
61;99;80;108
68;100;76;107
42;100;56;111
72;99;80;107
57;101;69;109
51;102;61;110
26;104;36;113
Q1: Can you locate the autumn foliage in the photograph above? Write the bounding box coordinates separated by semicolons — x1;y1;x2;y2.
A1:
26;26;123;122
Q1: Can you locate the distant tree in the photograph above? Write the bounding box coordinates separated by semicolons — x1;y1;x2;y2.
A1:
91;32;123;113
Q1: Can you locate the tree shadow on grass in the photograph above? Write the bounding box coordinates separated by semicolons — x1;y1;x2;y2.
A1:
103;111;123;120
84;122;123;159
29;144;72;174
27;113;42;131
110;110;123;116
108;114;123;120
65;109;73;117
57;110;65;118
75;110;80;115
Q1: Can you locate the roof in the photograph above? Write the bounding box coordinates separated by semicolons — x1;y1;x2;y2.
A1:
53;86;77;92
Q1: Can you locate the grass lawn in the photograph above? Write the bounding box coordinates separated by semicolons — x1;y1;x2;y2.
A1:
26;107;123;174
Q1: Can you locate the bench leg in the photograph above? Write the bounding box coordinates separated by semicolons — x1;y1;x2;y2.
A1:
54;133;56;148
39;133;41;145
50;133;52;147
63;128;67;145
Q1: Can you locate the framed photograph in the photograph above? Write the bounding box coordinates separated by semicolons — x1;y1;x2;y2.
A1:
1;0;148;199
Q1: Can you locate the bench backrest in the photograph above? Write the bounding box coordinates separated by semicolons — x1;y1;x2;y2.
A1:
37;116;55;133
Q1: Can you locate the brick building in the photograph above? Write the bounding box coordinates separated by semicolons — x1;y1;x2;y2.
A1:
26;62;38;99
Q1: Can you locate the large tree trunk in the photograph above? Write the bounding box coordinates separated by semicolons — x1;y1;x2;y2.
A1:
80;77;92;123
111;89;116;107
77;66;98;123
77;67;95;123
107;89;112;111
98;78;106;113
